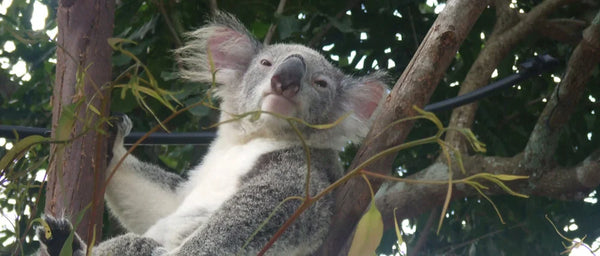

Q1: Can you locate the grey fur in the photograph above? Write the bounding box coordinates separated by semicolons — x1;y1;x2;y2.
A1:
175;148;341;255
38;12;386;256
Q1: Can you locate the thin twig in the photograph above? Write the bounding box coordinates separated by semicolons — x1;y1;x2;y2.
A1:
407;6;419;51
155;0;183;48
408;207;438;256
442;223;526;254
263;0;287;45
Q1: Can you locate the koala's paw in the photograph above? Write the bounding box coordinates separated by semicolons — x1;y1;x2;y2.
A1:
37;216;86;256
109;114;133;149
112;113;133;139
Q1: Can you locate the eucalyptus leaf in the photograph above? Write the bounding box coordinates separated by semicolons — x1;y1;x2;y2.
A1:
348;201;384;256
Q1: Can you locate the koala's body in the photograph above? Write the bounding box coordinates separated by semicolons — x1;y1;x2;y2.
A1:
39;13;385;256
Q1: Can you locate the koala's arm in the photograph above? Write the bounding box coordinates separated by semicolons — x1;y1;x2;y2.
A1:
171;148;339;256
105;115;185;234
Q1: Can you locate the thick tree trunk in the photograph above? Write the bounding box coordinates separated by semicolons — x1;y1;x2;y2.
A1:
45;0;115;246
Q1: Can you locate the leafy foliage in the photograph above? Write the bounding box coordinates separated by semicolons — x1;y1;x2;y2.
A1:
1;0;599;255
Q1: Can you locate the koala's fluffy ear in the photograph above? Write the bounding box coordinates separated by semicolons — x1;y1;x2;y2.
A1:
338;72;388;141
177;12;262;85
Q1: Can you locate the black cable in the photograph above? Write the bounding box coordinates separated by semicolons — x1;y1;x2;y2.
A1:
0;54;560;145
0;126;215;145
424;54;560;112
123;132;215;145
0;125;49;138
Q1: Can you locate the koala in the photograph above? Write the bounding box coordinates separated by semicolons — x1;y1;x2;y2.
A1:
38;12;386;256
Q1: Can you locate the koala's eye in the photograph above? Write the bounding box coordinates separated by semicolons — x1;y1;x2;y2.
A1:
260;59;272;66
314;79;328;88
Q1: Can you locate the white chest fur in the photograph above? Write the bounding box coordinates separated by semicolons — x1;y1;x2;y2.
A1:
179;137;289;211
143;137;290;249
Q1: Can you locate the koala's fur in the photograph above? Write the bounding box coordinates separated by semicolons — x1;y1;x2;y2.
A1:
38;12;386;256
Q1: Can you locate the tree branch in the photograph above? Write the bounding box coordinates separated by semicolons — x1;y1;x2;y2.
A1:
536;18;587;44
374;148;600;229
46;0;115;246
263;0;287;45
408;207;438;256
317;1;489;255
155;0;182;49
523;10;600;172
370;9;600;247
445;0;575;152
441;222;526;254
531;148;600;198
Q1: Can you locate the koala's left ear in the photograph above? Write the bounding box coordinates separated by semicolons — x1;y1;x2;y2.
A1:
344;73;388;122
176;12;262;85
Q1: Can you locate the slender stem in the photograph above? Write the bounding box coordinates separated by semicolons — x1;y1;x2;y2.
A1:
361;174;375;198
360;170;449;185
155;0;183;48
263;0;287;45
257;199;312;256
287;120;312;199
239;196;304;255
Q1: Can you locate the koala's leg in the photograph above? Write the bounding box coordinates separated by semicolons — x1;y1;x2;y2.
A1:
105;115;184;234
170;185;331;255
38;216;165;256
91;233;165;256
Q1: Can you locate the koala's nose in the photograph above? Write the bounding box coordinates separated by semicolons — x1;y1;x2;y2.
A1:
271;55;306;98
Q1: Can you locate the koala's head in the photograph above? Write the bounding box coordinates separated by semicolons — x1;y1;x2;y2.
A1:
177;12;386;148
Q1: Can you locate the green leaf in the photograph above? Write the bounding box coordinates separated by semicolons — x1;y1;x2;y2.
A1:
57;104;77;141
107;37;137;50
348;201;384;256
393;208;403;247
88;105;101;116
31;218;52;240
492;174;530;181
250;21;270;39
0;135;48;175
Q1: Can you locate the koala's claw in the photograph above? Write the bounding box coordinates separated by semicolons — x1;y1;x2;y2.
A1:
37;216;86;256
111;114;133;140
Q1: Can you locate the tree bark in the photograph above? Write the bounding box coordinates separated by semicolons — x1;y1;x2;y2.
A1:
45;0;115;246
373;6;600;239
445;0;574;152
317;1;489;255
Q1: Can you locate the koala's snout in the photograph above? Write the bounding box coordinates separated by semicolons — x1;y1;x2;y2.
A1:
271;55;306;98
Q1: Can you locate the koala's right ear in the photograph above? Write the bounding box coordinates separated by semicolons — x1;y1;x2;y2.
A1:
177;12;262;86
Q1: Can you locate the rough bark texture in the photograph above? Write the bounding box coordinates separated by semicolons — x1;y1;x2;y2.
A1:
524;13;600;172
317;1;489;255
373;7;600;236
45;0;115;246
